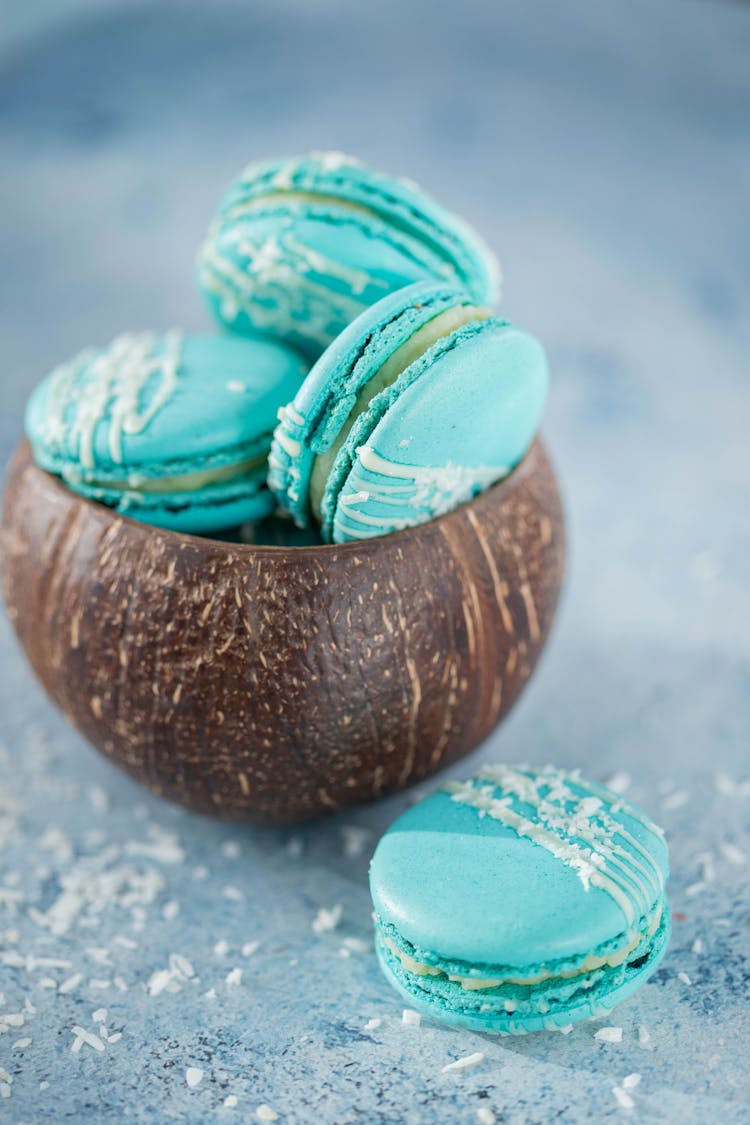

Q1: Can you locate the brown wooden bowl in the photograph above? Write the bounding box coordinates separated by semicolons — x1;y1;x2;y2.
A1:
0;439;565;824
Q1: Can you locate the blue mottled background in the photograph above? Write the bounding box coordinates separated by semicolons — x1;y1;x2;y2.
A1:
0;1;749;1121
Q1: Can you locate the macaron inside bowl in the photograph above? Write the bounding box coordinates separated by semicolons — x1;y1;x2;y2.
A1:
197;151;500;357
25;331;309;534
369;765;670;1034
268;280;548;542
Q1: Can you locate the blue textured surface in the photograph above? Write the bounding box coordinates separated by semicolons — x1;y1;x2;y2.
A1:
1;1;749;1121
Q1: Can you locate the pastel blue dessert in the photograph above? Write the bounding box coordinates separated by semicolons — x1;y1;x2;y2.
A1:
197;151;500;357
268;280;548;542
370;765;670;1034
25;332;308;534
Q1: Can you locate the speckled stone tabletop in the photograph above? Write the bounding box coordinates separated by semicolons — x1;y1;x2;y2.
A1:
1;1;749;1121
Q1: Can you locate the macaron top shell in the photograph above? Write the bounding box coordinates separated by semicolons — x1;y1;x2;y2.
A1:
198;152;500;356
26;332;308;483
370;765;669;971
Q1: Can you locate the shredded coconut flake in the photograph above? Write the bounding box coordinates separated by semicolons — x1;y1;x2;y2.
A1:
58;972;83;994
364;1018;381;1031
225;968;243;988
622;1074;641;1090
224;1094;239;1107
595;1026;623;1043
241;941;260;958
256;1106;279;1122
612;1086;634;1110
312;904;342;934
340;825;372;858
402;1009;421;1027
71;1025;105;1053
678;971;692;985
713;772;750;798
637;1025;652;1048
660;789;688;811
442;1051;485;1073
718;841;746;866
605;771;631;795
186;1067;203;1088
476;1109;496;1125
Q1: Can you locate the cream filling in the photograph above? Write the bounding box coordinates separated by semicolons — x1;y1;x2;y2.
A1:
308;304;490;521
226;190;376;222
383;908;662;992
87;454;266;496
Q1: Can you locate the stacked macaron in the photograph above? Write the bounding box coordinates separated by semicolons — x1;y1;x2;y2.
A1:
25;151;547;541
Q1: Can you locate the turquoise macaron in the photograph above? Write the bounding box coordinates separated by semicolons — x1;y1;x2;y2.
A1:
267;280;548;542
197;151;500;358
25;331;308;534
370;765;671;1034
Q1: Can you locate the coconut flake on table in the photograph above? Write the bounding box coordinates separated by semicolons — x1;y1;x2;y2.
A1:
594;1026;623;1043
660;789;689;811
241;940;261;957
441;1051;485;1073
718;841;746;865
678;971;692;985
312;905;342;934
147;953;196;996
340;824;372;858
225;968;242;987
256;1105;279;1122
401;1009;421;1027
185;1067;203;1088
70;1025;105;1053
637;1025;652;1048
612;1086;634;1110
604;771;631;795
223;886;245;902
713;772;750;798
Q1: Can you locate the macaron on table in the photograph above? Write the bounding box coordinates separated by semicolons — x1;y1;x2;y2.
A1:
370;766;670;1034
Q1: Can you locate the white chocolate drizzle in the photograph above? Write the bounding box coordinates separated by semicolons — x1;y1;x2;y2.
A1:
334;445;508;538
41;332;182;469
445;766;666;926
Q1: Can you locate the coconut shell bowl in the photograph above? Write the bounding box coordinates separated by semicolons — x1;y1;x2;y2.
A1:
0;438;564;824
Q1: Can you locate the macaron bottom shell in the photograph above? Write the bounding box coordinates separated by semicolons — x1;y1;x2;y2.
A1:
71;469;275;534
374;906;671;1035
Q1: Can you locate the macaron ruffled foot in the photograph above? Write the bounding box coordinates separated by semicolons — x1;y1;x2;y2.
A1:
369;765;670;1034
